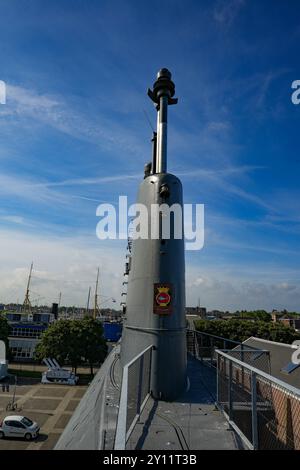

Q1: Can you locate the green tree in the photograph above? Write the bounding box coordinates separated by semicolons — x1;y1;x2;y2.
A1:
79;317;107;375
194;319;300;344
35;319;71;366
68;320;85;374
35;317;108;374
239;310;271;322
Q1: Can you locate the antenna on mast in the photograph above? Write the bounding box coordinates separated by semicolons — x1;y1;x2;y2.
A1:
86;286;91;315
93;267;100;319
147;68;178;173
23;262;33;314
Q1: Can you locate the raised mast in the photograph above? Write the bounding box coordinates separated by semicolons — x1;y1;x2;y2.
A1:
93;267;99;319
148;68;178;173
23;262;33;314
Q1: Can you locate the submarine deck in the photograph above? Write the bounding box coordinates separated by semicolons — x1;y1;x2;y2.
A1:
126;355;242;450
55;346;243;450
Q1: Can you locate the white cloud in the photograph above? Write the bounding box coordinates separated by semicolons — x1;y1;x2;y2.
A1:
0;215;26;225
186;267;300;311
0;228;299;312
0;172;74;208
44;173;140;188
206;121;232;132
1;84;145;157
0;229;126;307
7;85;60;113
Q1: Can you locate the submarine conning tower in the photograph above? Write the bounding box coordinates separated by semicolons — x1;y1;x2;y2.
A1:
120;68;187;401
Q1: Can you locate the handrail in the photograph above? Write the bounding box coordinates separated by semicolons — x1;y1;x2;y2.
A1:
223;348;270;353
114;344;154;450
188;329;267;353
216;349;300;398
191;330;242;346
125;344;154;368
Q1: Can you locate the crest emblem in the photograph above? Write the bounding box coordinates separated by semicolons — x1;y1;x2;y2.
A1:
153;283;173;315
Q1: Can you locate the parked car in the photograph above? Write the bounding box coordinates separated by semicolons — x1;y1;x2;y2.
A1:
0;415;40;440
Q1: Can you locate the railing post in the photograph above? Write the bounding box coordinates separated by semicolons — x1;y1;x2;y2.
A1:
216;353;219;403
223;339;226;350
195;331;199;359
210;336;213;367
115;366;128;450
200;333;203;363
241;342;245;387
149;346;153;395
137;356;144;416
228;360;233;420
251;371;258;450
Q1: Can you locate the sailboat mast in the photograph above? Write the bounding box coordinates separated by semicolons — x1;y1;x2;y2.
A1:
93;267;99;319
23;262;33;314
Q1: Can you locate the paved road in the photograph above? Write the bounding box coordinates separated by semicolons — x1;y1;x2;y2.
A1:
0;379;88;450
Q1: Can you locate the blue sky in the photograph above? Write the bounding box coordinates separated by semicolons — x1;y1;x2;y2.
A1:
0;0;300;310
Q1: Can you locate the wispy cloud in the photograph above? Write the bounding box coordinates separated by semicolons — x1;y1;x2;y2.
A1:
206;121;232;132
213;0;246;29
1;84;145;157
0;173;71;206
43;173;140;188
0;1;298;313
178;164;263;179
186;266;300;311
0;215;27;225
31;164;272;217
179;165;272;211
0;228;125;306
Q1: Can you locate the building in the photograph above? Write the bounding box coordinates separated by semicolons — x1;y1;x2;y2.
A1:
8;323;48;361
271;311;281;322
208;310;225;319
5;312;53;323
280;318;300;330
271;311;300;331
2;311;54;361
241;337;300;388
186;307;206;317
0;340;7;379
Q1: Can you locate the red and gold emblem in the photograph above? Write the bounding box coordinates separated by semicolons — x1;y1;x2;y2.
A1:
153;283;173;315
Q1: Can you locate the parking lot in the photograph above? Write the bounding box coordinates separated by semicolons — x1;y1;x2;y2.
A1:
0;377;88;450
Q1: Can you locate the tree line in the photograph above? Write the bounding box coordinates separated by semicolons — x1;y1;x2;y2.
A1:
194;318;300;344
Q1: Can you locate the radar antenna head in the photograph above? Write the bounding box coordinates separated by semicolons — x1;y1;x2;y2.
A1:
147;68;178;106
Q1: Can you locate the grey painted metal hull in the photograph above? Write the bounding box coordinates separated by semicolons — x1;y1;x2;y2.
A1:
121;172;187;401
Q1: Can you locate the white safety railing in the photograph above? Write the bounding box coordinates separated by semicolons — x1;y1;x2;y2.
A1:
114;345;153;450
216;349;300;450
